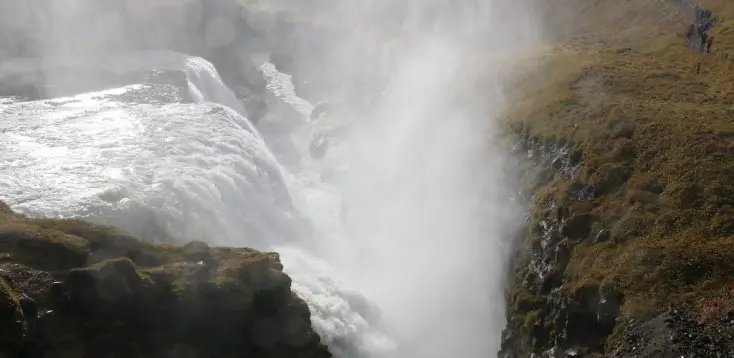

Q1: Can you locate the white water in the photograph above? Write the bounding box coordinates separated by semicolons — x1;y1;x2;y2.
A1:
0;50;398;356
0;53;299;247
0;3;535;357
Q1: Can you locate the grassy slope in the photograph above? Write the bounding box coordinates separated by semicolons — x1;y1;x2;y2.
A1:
502;0;734;349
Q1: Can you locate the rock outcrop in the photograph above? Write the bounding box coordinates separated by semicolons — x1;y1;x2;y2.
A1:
0;202;330;358
497;1;734;355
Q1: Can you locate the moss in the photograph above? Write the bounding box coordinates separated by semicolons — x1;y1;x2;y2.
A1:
501;11;734;353
589;163;633;196
606;118;635;140
31;218;168;267
523;309;544;330
0;202;330;358
561;213;596;239
513;287;544;313
182;240;215;265
64;257;152;309
0;222;89;271
0;202;14;216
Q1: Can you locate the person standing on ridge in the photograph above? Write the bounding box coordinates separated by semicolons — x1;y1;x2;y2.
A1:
706;36;714;54
700;31;708;52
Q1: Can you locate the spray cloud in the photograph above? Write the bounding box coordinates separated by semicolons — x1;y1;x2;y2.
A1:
281;0;547;356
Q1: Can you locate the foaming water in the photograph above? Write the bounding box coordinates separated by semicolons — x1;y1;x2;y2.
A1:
0;51;390;357
0;52;297;247
0;50;249;121
278;247;397;358
0;6;531;356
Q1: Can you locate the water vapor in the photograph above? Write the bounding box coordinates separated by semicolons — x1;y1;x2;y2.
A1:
282;1;545;356
0;0;549;356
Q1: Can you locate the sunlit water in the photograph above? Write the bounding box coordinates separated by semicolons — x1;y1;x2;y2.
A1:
0;33;521;358
0;50;396;357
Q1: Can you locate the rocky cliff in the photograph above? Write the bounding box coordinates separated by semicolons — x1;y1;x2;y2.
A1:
0;201;330;358
498;0;734;356
3;0;733;356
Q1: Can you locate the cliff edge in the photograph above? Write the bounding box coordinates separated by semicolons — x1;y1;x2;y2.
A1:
0;201;330;358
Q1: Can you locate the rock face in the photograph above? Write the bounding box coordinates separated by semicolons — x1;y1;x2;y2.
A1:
0;202;331;358
609;306;733;358
497;2;734;353
501;133;734;358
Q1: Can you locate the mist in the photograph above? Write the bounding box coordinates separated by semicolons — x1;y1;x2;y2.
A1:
281;1;545;356
0;0;549;356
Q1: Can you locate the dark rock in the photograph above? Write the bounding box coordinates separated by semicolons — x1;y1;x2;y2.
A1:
597;295;621;331
182;241;215;266
594;230;610;243
18;294;37;322
49;282;66;304
555;206;570;222
609;308;733;358
0;280;24;350
309;134;329;160
560;214;594;240
0;202;331;358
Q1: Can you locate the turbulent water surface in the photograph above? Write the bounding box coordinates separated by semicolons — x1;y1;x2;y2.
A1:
0;49;398;357
0;1;539;357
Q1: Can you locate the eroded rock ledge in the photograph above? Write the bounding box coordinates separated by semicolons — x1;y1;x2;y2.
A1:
0;201;330;358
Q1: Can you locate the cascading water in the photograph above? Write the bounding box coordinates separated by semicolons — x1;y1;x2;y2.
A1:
0;51;299;247
0;0;546;357
0;49;395;357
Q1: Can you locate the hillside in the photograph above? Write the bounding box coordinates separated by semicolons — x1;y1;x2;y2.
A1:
500;0;734;356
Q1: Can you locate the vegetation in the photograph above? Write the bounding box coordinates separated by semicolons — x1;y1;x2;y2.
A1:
501;0;734;355
0;201;330;357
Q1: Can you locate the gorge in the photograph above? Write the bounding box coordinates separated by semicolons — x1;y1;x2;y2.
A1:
1;0;733;357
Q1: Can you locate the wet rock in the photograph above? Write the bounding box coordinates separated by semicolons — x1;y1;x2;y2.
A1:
18;293;37;322
182;241;215;267
554;206;570;222
242;95;269;124
557;284;609;350
609;307;733;358
0;279;24;352
0;202;331;358
594;229;610;243
49;281;66;304
560;214;594;240
597;294;621;331
309;134;329;160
